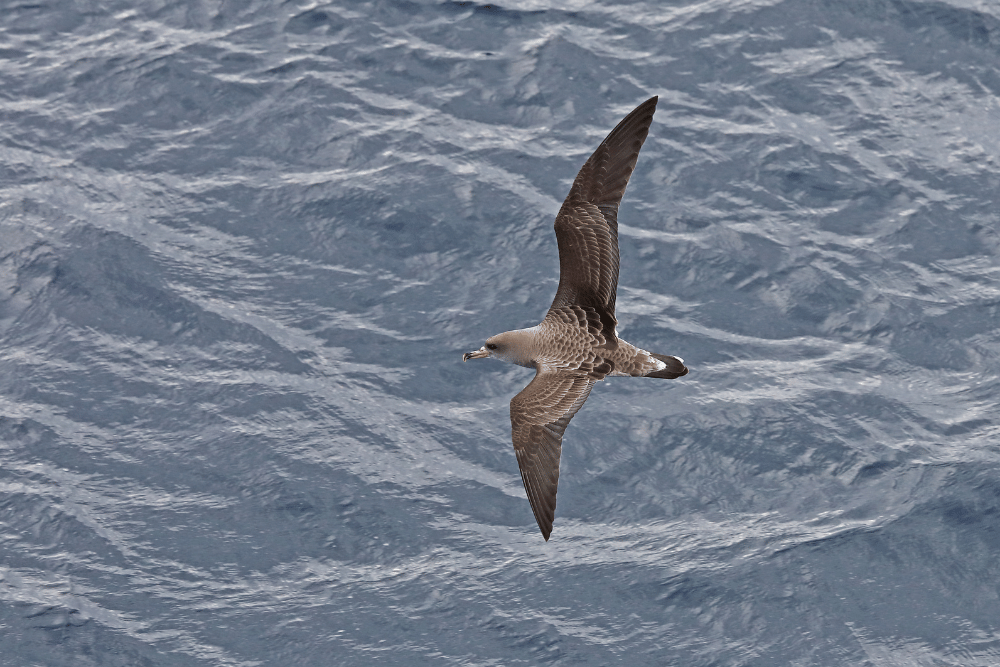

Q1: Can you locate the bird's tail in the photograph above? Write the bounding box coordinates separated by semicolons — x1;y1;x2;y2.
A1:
646;353;688;379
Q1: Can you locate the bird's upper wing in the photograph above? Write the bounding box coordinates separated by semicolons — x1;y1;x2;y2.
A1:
510;369;596;540
546;96;658;347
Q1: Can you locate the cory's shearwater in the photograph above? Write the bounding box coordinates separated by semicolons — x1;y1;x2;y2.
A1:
463;96;688;541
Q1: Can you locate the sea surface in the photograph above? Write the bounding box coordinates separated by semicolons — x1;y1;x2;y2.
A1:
2;0;1000;665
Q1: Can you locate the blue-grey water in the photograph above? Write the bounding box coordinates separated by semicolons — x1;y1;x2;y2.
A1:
2;1;1000;665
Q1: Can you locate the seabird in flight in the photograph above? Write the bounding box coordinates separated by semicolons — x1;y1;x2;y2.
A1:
463;96;688;540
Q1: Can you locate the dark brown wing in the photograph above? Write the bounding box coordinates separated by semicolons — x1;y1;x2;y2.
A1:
547;96;658;347
510;370;595;541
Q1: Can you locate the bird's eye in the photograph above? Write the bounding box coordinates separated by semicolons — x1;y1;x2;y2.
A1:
486;343;498;350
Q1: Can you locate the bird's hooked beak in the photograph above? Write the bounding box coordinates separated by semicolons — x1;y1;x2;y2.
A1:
463;347;489;362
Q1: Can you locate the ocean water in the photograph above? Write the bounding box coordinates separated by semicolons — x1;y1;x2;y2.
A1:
2;0;1000;664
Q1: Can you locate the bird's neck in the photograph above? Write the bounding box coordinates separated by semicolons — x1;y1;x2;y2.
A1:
503;327;540;368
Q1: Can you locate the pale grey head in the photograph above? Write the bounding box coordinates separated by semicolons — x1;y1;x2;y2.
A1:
462;329;537;368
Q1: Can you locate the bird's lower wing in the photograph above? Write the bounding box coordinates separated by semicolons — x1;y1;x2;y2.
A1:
510;370;596;540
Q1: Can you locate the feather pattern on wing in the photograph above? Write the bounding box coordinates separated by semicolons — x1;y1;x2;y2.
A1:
510;371;595;540
547;96;658;348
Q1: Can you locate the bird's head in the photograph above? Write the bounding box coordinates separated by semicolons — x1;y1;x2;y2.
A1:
463;330;534;367
462;334;502;362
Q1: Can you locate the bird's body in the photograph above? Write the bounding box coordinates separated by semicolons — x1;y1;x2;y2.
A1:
464;96;687;540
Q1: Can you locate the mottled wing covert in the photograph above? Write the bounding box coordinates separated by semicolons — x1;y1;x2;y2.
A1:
510;370;595;540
